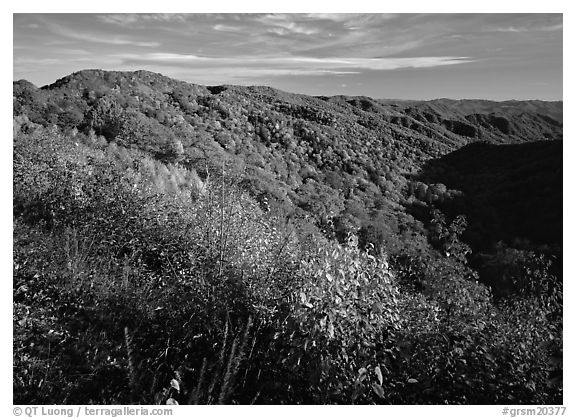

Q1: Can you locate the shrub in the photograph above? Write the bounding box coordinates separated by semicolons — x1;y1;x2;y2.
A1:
13;124;562;405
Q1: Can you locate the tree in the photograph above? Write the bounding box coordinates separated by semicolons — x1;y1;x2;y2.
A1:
429;209;471;263
89;95;124;139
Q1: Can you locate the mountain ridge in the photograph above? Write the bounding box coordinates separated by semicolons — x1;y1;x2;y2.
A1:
13;68;562;260
16;68;564;107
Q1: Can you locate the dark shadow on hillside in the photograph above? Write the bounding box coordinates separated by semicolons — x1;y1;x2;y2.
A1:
404;140;563;294
413;140;562;251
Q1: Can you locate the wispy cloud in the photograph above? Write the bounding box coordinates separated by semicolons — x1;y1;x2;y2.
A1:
492;23;563;33
117;52;473;79
257;14;319;36
213;24;244;32
13;55;97;73
47;22;160;47
303;13;399;27
487;15;562;34
97;13;188;26
303;13;363;23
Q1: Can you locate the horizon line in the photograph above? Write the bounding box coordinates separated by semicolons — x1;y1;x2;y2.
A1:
13;68;564;103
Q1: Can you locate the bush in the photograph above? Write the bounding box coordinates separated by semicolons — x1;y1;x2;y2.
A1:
13;125;562;405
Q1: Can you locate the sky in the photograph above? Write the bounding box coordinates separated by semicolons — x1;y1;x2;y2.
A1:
13;13;563;100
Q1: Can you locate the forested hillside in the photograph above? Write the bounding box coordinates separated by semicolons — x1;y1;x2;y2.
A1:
13;70;562;404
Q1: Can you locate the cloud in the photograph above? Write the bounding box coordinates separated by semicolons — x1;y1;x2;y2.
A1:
118;55;473;86
257;14;319;36
15;57;71;65
213;24;244;32
60;49;91;55
116;52;473;79
96;14;140;25
303;13;399;26
489;16;563;34
267;26;317;36
97;14;188;26
13;55;100;76
296;38;424;59
48;22;160;47
492;23;563;33
303;13;361;22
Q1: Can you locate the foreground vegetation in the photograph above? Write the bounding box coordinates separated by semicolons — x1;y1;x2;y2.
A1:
14;122;562;404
